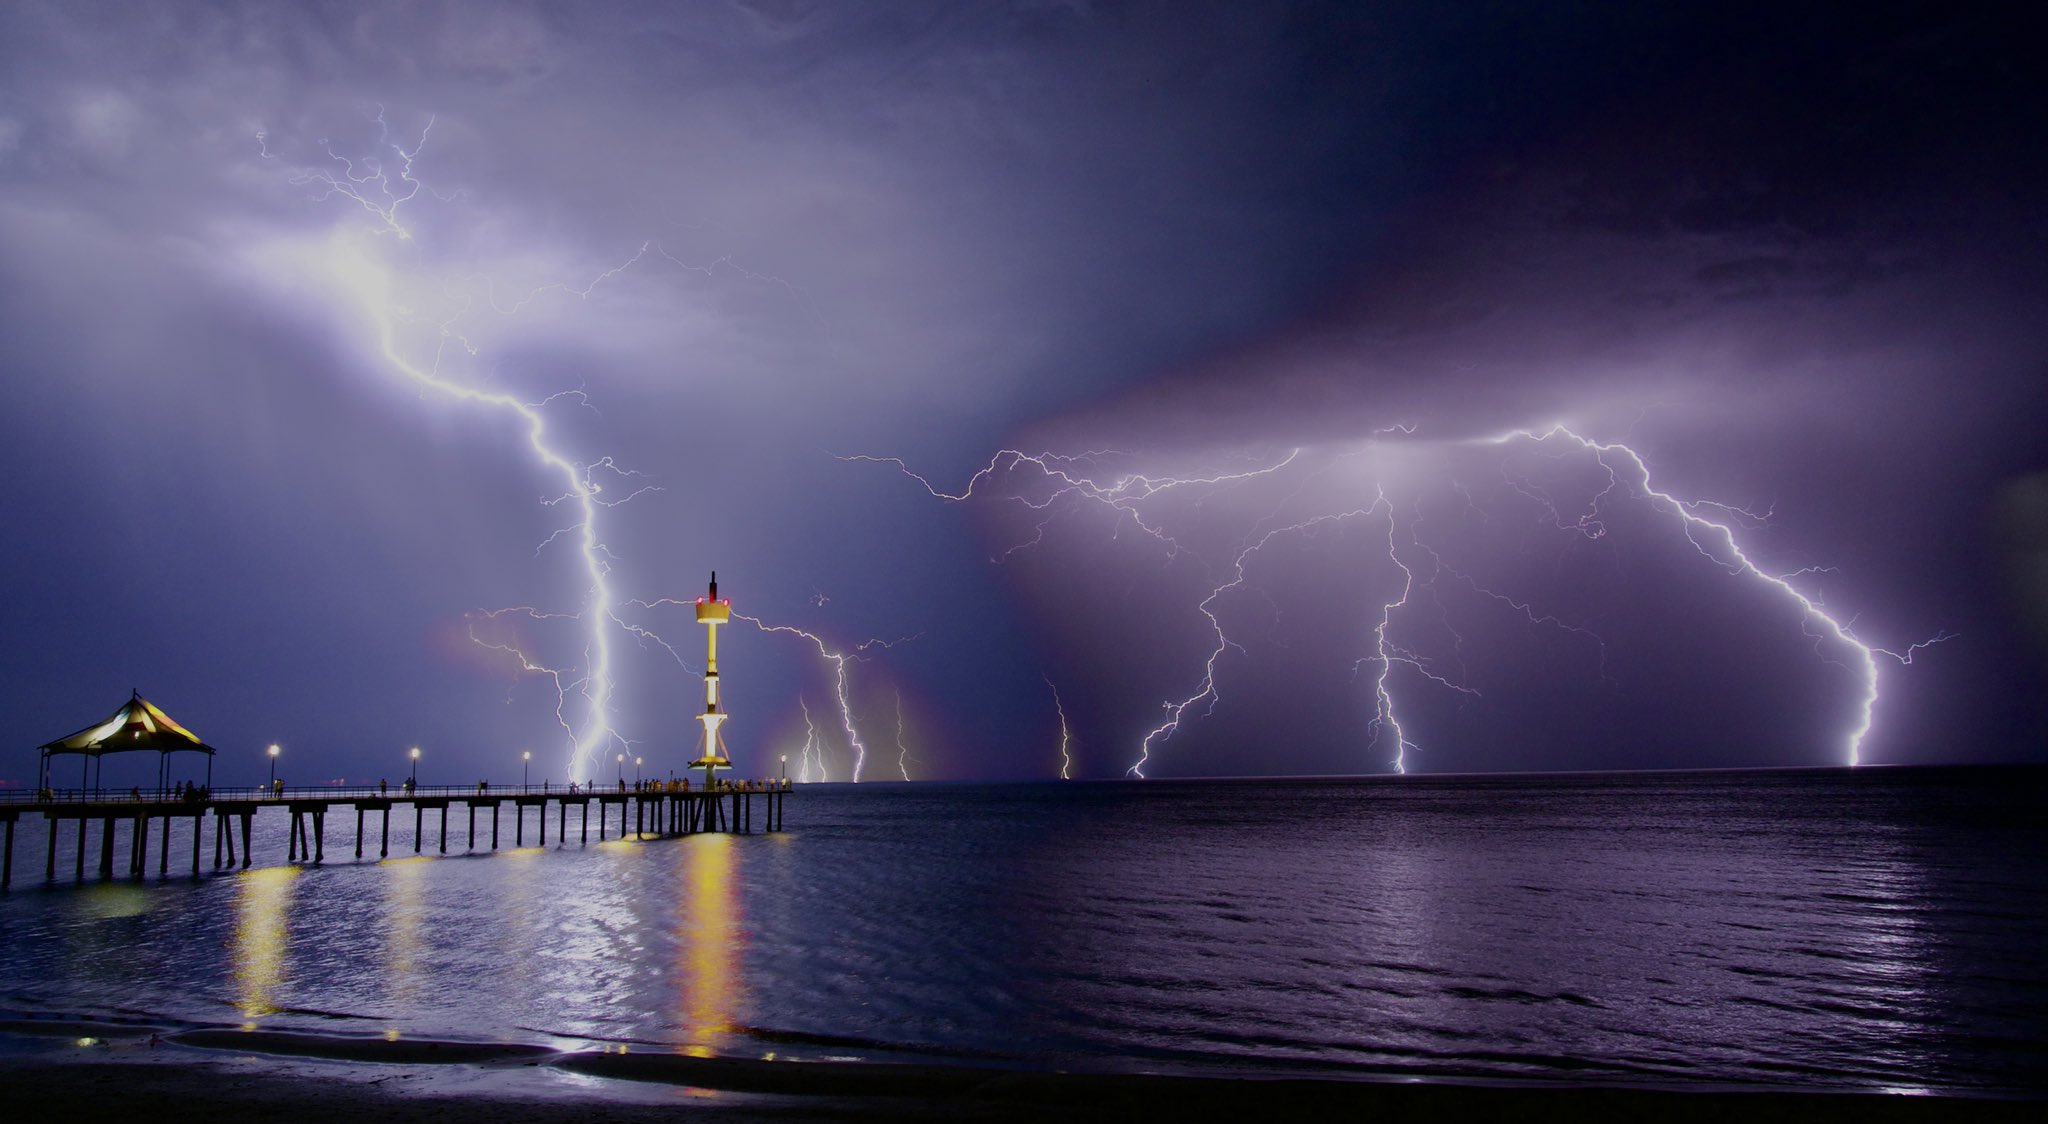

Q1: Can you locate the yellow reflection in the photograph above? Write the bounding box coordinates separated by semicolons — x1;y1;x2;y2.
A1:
79;884;153;919
678;834;741;1057
384;855;430;1003
232;865;301;1025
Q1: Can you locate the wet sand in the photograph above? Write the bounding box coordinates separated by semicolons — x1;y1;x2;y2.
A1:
2;1025;2036;1123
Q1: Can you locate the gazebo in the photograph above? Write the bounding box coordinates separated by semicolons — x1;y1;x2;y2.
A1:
38;690;218;796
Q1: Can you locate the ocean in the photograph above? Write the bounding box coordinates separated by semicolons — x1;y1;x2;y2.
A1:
1;766;2043;1095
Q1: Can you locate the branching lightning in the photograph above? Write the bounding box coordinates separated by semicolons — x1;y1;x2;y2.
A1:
262;114;688;783
1131;506;1380;778
838;449;1302;561
735;615;915;783
1487;424;1956;766
865;421;1951;777
262;114;1953;785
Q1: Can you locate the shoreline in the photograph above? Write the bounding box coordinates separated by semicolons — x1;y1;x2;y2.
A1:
2;1024;2036;1122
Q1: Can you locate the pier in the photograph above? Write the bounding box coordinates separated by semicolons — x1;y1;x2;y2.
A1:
0;779;792;888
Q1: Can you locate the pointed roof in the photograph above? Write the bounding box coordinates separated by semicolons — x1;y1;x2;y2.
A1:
39;690;219;757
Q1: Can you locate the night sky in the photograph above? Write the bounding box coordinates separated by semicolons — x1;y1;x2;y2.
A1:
2;2;2042;786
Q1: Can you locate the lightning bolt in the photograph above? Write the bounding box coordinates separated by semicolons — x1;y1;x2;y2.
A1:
1488;424;1957;766
1367;488;1417;773
1131;506;1379;778
735;616;914;783
465;607;584;756
1045;676;1073;780
797;696;825;783
630;594;917;784
1355;491;1483;774
270;108;441;240
841;448;1302;561
868;423;1948;776
310;237;630;783
893;690;915;781
260;116;665;784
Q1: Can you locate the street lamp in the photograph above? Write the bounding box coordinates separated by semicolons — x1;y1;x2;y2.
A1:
780;754;787;781
409;746;421;789
616;753;625;786
522;750;531;791
635;756;643;784
268;744;280;791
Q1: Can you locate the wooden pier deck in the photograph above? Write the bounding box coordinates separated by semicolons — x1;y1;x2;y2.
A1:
0;779;792;888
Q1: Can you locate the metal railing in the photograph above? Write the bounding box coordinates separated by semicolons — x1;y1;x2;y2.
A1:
0;778;795;806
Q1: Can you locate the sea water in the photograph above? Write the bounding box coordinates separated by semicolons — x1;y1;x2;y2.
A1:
0;766;2042;1094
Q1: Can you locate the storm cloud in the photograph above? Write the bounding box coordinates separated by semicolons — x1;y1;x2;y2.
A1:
1;2;2041;784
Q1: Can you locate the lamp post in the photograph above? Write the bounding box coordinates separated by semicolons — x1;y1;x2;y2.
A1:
780;754;787;781
635;756;643;785
409;746;420;789
268;743;280;791
616;753;625;786
522;750;531;791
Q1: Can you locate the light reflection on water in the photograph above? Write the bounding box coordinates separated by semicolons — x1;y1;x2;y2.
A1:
383;856;430;1007
232;865;298;1023
0;767;2042;1094
678;834;740;1057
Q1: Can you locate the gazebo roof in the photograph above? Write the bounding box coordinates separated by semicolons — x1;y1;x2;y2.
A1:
39;690;219;757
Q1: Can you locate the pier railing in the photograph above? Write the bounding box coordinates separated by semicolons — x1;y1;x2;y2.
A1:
0;779;794;806
0;777;795;887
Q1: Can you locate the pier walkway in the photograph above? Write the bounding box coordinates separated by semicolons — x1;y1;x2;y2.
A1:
0;779;792;888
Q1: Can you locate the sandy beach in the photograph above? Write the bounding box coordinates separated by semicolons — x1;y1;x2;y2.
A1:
1;1022;2035;1123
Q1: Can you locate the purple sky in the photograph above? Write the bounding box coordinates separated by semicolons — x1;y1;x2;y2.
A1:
2;2;2042;786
